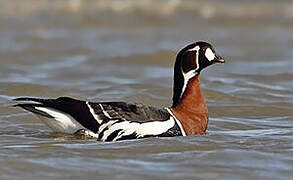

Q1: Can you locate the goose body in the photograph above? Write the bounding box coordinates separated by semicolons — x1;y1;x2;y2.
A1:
14;41;225;141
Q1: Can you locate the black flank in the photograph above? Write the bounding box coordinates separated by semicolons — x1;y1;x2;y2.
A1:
116;133;138;141
97;119;124;139
105;129;123;142
98;126;109;139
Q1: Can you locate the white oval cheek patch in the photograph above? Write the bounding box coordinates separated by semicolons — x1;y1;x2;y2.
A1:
205;48;215;61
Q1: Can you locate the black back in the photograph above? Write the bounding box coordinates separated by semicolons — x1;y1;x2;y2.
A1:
97;102;170;123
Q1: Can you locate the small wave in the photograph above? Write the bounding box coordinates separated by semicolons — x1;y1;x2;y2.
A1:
1;0;293;19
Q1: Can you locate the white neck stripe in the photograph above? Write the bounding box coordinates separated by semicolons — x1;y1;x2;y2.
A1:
166;108;187;136
180;70;198;99
179;45;200;101
187;45;200;52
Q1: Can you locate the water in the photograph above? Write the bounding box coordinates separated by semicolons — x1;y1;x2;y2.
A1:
1;0;293;179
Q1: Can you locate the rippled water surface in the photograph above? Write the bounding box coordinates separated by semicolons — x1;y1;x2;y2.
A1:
1;0;293;179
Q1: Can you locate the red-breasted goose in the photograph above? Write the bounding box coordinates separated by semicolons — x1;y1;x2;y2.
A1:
14;41;225;141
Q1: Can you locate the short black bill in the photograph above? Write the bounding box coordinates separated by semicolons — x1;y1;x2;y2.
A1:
214;55;226;63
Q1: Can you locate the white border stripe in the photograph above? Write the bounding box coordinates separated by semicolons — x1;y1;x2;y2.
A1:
86;102;102;124
166;108;186;136
99;104;112;119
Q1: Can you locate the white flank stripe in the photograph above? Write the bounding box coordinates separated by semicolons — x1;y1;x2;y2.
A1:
135;118;175;137
35;107;83;134
86;102;102;124
101;118;175;141
99;104;111;119
166;108;186;136
98;120;118;134
83;130;100;138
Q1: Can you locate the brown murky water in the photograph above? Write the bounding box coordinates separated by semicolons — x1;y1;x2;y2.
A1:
1;0;293;179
